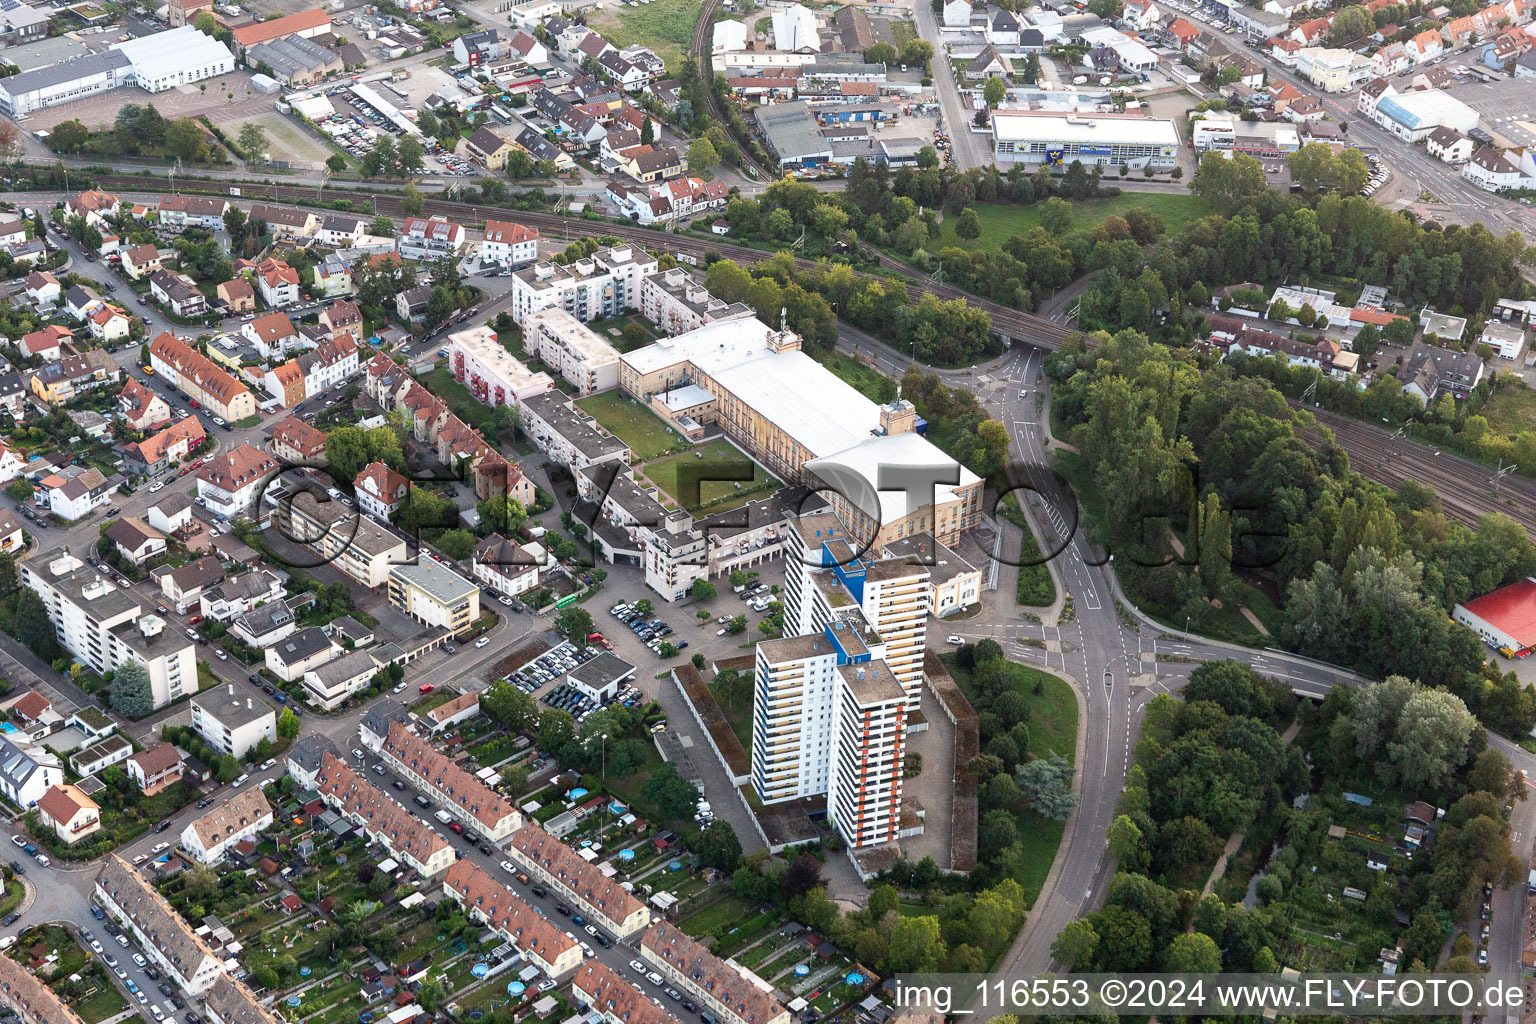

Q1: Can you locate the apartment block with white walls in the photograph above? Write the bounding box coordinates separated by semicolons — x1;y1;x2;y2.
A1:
20;549;195;710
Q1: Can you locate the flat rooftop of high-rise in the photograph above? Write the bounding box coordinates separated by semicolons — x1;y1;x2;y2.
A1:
863;555;931;584
811;569;856;609
758;633;837;664
824;615;874;660
838;660;905;705
882;531;975;587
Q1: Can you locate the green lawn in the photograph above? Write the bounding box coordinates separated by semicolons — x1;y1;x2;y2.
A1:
935;195;1213;253
642;440;779;514
576;391;681;461
679;895;753;936
75;985;129;1024
587;0;701;68
588;314;659;353
1479;378;1536;439
418;366;498;433
1000;493;1057;608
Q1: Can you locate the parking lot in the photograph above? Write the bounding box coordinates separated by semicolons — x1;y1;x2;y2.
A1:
21;69;271;133
1446;76;1536;148
325;86;475;176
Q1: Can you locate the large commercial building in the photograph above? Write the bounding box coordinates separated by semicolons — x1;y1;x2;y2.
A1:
21;550;196;711
1370;88;1479;142
229;8;331;56
621;319;982;549
508;245;657;325
990;111;1179;168
1191;114;1301;155
441;861;584;977
447;325;555;409
95;856;226;995
506;824;652;940
522;309;622;395
1454;578;1536;656
313;751;457;876
379;720;522;841
0;26;232;115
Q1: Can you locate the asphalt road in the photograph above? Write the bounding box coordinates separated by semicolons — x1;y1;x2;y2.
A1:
832;329;1536;990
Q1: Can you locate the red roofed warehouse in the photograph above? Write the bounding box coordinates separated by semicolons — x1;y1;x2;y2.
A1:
1454;577;1536;655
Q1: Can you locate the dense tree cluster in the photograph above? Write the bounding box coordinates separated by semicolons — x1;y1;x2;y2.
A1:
47;104;222;163
703;251;996;365
1046;329;1536;732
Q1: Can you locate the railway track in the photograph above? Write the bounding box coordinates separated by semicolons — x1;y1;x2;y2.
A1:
83;173;1079;349
1302;405;1536;541
687;0;774;180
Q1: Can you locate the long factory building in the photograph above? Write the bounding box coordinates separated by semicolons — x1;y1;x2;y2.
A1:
990;110;1180;169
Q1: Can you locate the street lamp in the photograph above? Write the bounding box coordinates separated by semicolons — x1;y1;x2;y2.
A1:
600;733;609;841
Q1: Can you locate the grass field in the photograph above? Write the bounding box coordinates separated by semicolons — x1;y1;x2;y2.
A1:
1479;378;1536;438
587;0;701;68
680;895;754;937
643;440;779;513
418;367;498;433
226;112;336;171
935;194;1213;253
576;391;680;461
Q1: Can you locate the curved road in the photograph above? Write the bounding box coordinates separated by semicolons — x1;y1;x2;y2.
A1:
881;337;1536;989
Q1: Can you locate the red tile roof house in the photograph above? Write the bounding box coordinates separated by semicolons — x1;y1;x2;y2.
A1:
355;461;410;519
270;416;328;463
126;743;184;796
36;784;102;845
20;325;71;362
242;312;301;359
256;258;302;309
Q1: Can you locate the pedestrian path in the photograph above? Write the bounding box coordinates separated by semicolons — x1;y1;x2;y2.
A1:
1200;718;1300;898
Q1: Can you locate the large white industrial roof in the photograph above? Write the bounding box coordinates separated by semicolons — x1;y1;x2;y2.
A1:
113;25;231;76
712;349;878;460
620;317;779;376
1375;89;1479;131
991;110;1180;145
806;431;981;526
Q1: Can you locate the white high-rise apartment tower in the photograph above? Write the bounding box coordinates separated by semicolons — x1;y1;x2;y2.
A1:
750;512;928;850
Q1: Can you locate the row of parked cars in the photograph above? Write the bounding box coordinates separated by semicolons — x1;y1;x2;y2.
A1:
737;582;773;613
510;639;599;691
610;603;678;655
1360;153;1390;198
